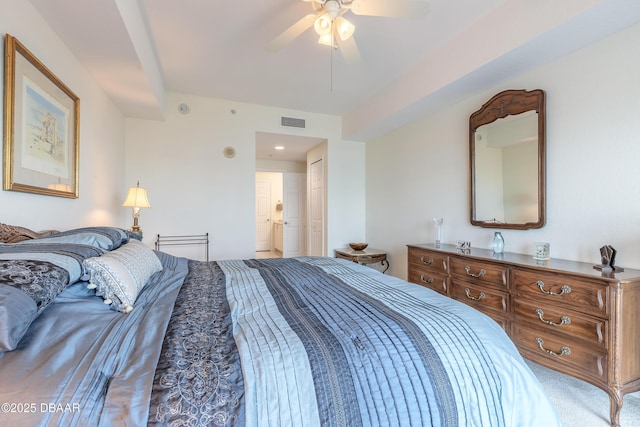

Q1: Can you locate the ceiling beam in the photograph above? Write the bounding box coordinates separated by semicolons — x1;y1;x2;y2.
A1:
342;0;640;141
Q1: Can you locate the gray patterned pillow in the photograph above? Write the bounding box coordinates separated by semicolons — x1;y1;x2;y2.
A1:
83;240;163;313
0;259;70;351
25;226;129;251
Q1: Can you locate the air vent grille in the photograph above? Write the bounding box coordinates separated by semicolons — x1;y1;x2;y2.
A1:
281;116;306;128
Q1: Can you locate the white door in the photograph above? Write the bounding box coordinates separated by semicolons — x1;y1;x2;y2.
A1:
255;180;271;251
283;172;307;258
309;159;324;256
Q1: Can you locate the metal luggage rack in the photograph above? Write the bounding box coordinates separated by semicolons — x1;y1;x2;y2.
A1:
155;233;209;261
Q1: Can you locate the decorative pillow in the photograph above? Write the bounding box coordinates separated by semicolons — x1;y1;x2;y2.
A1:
23;227;130;251
0;242;105;284
0;259;70;351
0;286;37;352
83;240;163;313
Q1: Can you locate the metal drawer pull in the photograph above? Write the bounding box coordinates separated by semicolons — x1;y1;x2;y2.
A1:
420;275;433;284
536;280;572;296
535;338;571;357
465;288;485;301
464;266;486;278
420;256;433;265
534;309;571;327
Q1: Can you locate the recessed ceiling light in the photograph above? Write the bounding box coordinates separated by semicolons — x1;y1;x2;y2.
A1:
275;146;285;150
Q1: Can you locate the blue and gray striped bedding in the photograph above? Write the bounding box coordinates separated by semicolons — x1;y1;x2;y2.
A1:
0;254;562;426
149;257;562;426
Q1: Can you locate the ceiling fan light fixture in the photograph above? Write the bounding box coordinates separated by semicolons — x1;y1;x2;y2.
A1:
314;13;333;36
334;16;355;41
317;33;336;47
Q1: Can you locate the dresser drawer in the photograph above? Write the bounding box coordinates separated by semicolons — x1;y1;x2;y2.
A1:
449;258;508;288
512;323;608;384
513;299;608;348
512;269;609;316
408;268;448;295
408;247;448;274
449;279;508;317
406;243;640;426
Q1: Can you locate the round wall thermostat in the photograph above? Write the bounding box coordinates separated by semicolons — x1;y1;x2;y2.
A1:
177;103;190;114
223;146;236;158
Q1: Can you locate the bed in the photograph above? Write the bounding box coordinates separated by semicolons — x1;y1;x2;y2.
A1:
0;225;562;426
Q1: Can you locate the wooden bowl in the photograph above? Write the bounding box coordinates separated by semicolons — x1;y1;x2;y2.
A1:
349;243;368;251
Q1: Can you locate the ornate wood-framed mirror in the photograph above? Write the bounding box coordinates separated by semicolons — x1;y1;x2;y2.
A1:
470;89;546;229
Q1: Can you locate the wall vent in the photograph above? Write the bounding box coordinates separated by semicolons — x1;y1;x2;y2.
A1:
281;116;306;128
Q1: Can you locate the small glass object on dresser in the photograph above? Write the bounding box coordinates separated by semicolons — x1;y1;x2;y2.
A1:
491;232;504;254
533;242;550;260
433;218;443;248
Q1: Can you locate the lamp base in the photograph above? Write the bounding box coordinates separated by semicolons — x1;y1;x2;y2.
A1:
130;224;143;238
130;213;143;237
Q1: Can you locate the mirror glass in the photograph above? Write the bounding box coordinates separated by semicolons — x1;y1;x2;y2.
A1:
470;89;545;229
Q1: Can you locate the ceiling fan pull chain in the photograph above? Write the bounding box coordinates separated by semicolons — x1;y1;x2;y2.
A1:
330;33;334;92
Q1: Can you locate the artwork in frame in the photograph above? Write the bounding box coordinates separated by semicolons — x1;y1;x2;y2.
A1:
3;34;79;198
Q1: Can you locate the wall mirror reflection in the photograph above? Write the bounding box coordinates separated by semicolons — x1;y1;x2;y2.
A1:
470;89;546;229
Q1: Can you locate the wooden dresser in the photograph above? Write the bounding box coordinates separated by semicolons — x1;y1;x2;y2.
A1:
407;243;640;427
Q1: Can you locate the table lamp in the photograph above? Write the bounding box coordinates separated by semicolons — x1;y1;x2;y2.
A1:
122;181;151;236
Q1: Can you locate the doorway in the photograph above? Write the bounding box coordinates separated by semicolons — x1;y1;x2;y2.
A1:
255;171;308;258
282;172;307;257
255;131;326;258
255;171;283;258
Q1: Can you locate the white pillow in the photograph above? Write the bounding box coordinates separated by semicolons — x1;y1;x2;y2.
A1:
83;240;162;313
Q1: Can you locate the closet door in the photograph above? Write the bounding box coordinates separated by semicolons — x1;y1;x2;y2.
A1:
309;159;324;256
283;173;306;257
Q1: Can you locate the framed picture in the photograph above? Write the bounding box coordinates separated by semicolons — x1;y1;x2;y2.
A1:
3;34;79;198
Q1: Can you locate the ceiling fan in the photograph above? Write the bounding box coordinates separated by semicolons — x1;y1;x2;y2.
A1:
267;0;430;63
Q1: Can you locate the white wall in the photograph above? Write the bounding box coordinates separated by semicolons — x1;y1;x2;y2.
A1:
125;92;365;259
327;135;366;252
366;23;640;278
0;0;126;231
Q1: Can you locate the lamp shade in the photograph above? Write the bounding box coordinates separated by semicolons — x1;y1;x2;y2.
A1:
317;34;335;47
314;13;333;36
335;16;354;41
122;182;151;208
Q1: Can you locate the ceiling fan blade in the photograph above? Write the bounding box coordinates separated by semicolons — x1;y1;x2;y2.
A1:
350;0;430;18
336;35;361;64
266;13;316;52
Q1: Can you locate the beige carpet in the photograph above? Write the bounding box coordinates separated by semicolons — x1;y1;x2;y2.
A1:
526;360;640;426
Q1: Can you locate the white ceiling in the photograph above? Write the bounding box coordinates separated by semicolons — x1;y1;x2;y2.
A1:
26;0;640;160
255;132;326;162
142;0;481;115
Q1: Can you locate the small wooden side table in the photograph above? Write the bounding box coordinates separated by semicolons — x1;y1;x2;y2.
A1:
334;248;389;273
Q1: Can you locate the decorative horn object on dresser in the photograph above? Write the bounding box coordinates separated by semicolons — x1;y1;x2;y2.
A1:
407;243;640;427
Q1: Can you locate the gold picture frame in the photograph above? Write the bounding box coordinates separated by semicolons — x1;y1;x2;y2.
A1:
3;34;79;198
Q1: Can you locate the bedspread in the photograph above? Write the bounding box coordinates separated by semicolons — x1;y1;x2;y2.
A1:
149;259;245;425
149;257;562;426
0;254;562;426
